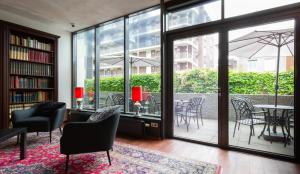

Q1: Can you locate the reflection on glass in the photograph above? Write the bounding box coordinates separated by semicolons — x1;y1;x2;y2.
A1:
225;0;300;18
167;0;221;30
173;33;219;144
75;29;95;109
97;20;124;111
128;9;161;116
228;20;295;156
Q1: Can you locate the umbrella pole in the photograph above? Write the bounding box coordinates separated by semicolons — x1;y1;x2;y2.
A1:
274;34;282;107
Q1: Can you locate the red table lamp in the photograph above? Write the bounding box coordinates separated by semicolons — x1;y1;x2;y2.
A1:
75;87;84;110
132;86;142;116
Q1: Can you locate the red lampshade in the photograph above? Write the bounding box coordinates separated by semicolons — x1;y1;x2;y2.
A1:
132;86;142;102
74;87;84;99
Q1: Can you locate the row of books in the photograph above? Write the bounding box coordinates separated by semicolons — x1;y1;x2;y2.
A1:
10;76;52;89
10;34;52;51
10;46;52;63
10;91;51;103
9;103;35;120
10;61;54;77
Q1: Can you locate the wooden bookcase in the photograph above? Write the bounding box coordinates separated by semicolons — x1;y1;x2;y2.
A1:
0;20;59;129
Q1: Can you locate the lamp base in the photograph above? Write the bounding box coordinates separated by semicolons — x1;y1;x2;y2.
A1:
76;100;82;111
134;101;142;117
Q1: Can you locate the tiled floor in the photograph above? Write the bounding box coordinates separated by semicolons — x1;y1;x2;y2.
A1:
174;118;294;156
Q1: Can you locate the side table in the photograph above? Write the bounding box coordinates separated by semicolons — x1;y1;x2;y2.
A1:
0;128;27;160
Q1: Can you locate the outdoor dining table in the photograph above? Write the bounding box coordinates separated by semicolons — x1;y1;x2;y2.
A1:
254;104;294;146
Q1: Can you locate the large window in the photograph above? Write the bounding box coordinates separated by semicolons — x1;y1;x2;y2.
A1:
167;0;221;30
97;20;125;111
74;29;95;109
225;0;300;18
128;9;161;115
73;8;161;117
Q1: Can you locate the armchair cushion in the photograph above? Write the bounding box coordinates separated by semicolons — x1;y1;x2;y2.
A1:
14;116;50;131
87;106;120;122
34;102;66;117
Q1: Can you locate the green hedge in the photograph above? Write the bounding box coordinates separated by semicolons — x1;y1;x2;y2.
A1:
84;69;294;95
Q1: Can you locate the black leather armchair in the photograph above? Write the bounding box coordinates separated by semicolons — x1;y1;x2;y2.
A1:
12;102;66;143
60;110;120;171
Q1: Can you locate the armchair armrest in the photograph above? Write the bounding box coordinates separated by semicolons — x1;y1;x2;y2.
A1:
12;107;36;123
50;105;66;130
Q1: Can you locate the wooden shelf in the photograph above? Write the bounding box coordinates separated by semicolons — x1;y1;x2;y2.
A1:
10;74;54;78
0;20;59;129
10;88;54;90
10;59;53;65
9;101;51;105
10;43;54;53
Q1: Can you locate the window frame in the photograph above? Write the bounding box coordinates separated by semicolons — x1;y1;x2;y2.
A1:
72;6;162;118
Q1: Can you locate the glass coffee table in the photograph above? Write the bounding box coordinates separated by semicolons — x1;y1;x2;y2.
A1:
0;128;27;160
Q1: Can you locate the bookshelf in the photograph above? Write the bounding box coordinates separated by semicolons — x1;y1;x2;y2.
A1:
0;20;59;129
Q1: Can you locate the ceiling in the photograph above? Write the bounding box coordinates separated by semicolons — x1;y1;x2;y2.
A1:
0;0;161;32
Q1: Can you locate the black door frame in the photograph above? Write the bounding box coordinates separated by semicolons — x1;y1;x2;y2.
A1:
163;4;300;162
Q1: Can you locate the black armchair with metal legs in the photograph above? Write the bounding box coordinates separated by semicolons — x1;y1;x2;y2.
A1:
60;110;120;172
12;102;66;143
231;97;266;144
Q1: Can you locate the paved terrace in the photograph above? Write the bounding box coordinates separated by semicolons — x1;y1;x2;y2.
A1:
174;118;294;156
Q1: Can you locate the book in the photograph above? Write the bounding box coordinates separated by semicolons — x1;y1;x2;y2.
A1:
10;76;51;89
10;91;51;103
10;61;53;77
10;34;52;51
9;45;52;63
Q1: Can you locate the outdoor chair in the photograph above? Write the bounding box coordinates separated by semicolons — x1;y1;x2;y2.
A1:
231;97;266;144
145;94;161;115
285;100;294;141
106;93;124;111
175;96;205;132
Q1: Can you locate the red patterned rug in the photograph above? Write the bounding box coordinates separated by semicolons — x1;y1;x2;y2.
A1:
0;131;221;174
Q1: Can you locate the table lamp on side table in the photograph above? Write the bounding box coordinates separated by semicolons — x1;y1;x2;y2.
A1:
132;86;142;117
75;87;84;110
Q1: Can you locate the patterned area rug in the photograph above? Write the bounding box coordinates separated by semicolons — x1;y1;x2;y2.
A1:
0;130;221;174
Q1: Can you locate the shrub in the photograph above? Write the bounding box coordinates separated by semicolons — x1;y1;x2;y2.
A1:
84;70;294;95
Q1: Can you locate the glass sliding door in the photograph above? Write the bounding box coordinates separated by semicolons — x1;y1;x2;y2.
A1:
228;20;295;156
173;33;219;144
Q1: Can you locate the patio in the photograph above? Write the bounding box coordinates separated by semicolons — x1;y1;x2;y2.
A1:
174;118;294;156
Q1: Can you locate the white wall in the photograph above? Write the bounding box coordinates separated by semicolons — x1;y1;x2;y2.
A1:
0;10;72;107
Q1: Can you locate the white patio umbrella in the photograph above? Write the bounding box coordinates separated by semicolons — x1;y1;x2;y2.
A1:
100;55;160;67
99;55;160;76
229;28;294;106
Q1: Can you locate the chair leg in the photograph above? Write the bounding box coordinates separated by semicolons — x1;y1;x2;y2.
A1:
37;132;39;136
200;109;204;126
200;114;204;126
106;150;111;165
49;131;52;143
59;127;63;135
233;122;237;137
16;134;20;145
196;116;199;129
65;155;69;172
248;126;253;144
